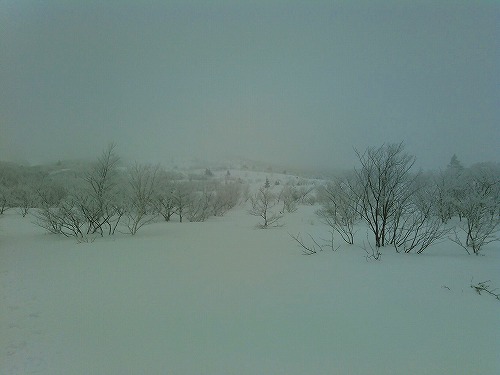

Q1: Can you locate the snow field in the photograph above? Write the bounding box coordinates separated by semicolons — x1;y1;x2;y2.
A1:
1;202;499;374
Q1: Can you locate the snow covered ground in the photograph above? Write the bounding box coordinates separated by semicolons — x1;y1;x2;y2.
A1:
1;193;499;374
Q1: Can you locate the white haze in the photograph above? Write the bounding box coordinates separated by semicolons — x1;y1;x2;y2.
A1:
1;1;499;170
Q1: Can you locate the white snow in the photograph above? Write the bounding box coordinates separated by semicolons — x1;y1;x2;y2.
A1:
1;197;499;374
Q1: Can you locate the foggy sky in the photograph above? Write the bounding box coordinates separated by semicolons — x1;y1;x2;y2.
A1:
1;1;499;170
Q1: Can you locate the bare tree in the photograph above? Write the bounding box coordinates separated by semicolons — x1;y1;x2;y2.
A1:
32;203;63;236
390;185;450;254
124;163;160;234
349;142;418;247
33;195;86;239
36;179;67;207
171;182;194;223
297;185;316;205
278;185;299;213
248;185;283;228
212;181;242;215
0;162;21;214
316;175;359;244
0;164;46;216
450;162;500;255
155;174;176;222
82;143;122;235
0;185;13;214
12;184;37;217
33;144;125;239
187;184;214;222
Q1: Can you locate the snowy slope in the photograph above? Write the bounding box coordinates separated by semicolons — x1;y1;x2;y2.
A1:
1;200;499;374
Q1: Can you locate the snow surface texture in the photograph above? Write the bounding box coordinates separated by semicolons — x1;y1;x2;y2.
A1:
1;174;499;374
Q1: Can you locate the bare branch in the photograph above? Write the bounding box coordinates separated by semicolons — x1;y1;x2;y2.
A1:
289;232;318;255
470;279;500;300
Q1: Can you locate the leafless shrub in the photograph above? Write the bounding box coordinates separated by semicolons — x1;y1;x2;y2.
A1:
154;171;176;222
351;142;419;248
0;185;12;214
33;144;125;239
32;205;63;235
316;176;359;245
211;181;242;216
449;164;500;255
390;187;450;254
13;184;37;217
278;185;299;213
297;186;316;205
33;196;88;239
248;186;283;228
450;223;498;256
155;192;176;222
171;182;195;223
124;163;160;235
82;143;123;236
187;188;213;222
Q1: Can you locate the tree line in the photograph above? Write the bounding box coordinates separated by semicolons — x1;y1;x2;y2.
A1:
316;143;500;255
0;144;244;240
1;142;498;254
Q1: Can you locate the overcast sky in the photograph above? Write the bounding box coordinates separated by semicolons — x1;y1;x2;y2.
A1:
1;1;498;170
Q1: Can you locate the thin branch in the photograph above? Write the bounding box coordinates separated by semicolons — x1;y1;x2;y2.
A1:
289;232;318;255
470;279;500;300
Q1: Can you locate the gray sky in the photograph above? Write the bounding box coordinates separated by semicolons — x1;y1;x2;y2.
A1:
1;1;499;170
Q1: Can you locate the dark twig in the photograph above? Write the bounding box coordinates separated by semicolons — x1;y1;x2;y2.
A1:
289;232;318;255
470;279;500;300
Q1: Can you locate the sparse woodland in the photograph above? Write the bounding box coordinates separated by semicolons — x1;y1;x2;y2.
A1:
1;144;244;240
0;142;498;255
313;143;500;256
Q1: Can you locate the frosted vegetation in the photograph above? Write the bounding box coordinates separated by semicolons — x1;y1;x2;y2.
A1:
2;142;497;254
1;142;499;374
